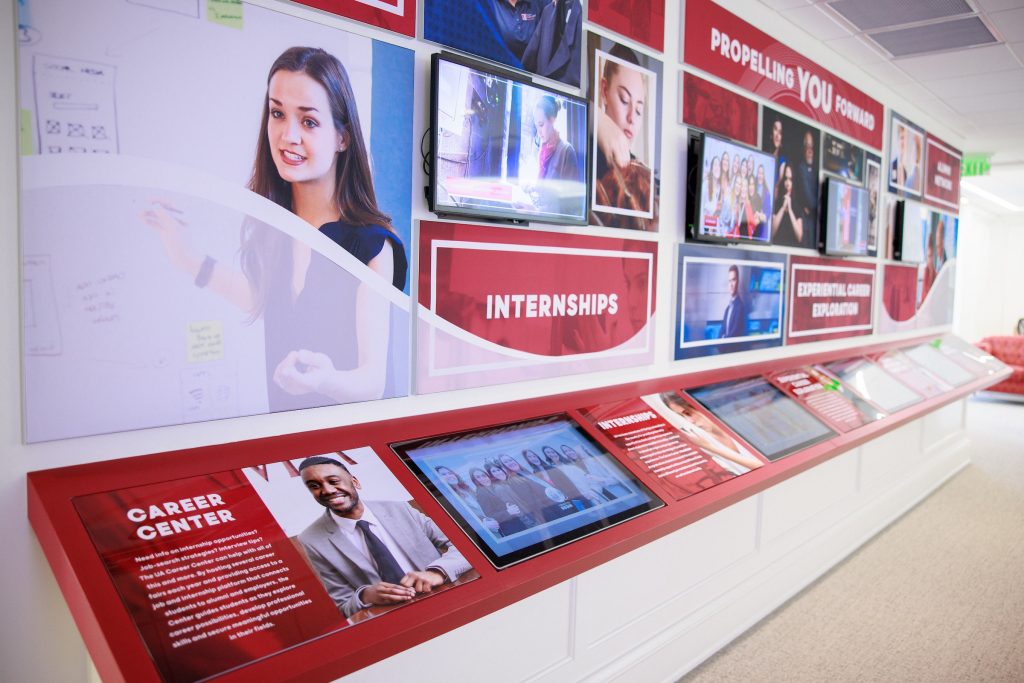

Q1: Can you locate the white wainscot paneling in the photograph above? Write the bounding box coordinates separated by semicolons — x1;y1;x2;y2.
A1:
339;580;575;683
921;400;966;452
573;497;759;651
860;419;925;495
760;449;859;546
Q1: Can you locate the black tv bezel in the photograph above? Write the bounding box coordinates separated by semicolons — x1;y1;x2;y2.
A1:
685;129;775;247
390;413;664;570
428;52;591;227
685;376;837;462
891;198;928;263
818;176;871;257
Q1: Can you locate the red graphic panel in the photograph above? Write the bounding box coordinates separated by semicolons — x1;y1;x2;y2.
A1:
787;256;875;344
295;0;415;37
588;0;665;52
768;367;882;433
923;134;962;212
882;263;919;323
683;0;883;149
578;397;739;501
73;473;346;683
681;71;758;146
419;221;657;357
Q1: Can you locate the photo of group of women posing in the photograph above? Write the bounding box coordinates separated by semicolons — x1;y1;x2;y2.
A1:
434;443;634;537
698;135;776;243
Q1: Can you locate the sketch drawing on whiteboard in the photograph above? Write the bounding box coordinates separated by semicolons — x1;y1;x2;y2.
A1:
32;54;119;156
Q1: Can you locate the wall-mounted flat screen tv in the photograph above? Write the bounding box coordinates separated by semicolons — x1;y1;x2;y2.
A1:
392;414;663;569
687;130;776;245
430;53;589;226
891;199;927;263
686;376;836;461
819;177;870;256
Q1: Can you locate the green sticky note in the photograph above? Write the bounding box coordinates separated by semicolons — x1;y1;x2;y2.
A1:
930;338;942;348
20;109;34;156
207;0;243;29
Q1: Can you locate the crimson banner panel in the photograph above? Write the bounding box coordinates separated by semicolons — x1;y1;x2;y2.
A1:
787;256;874;344
683;0;884;149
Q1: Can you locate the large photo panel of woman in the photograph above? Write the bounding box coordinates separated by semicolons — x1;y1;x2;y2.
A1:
18;1;414;441
587;32;663;232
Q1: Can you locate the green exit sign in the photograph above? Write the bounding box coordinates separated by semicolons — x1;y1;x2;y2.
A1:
962;155;991;177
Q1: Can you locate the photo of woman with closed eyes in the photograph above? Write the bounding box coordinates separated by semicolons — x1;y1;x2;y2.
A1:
588;34;662;232
142;47;408;412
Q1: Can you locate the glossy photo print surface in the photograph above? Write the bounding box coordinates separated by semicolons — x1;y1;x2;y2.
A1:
587;32;663;232
761;107;821;249
73;447;479;683
19;1;414;441
424;0;583;87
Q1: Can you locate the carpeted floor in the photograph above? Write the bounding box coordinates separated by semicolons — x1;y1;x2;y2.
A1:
681;396;1024;683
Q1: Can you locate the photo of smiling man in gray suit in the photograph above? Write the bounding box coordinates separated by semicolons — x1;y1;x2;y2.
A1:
297;455;474;618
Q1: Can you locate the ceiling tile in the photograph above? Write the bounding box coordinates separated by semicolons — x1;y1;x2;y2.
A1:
974;0;1024;12
894;44;1020;80
827;35;889;64
1012;41;1024;60
758;0;813;9
947;89;1024;113
924;68;1024;98
991;9;1024;42
784;5;854;40
859;61;915;85
957;109;1024;126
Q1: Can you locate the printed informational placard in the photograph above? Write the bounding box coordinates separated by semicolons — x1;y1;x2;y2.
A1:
681;71;758;146
865;152;883;255
888;111;925;198
424;0;583;87
683;0;883;150
587;32;663;232
768;367;884;433
578;394;764;501
761;107;821;249
392;415;663;569
787;256;874;344
418;221;657;393
923;134;962;212
822;133;864;184
675;244;786;360
73;448;479;683
294;0;415;37
879;210;958;333
19;2;414;441
588;0;665;52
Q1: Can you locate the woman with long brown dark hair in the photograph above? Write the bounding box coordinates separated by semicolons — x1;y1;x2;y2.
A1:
143;47;407;411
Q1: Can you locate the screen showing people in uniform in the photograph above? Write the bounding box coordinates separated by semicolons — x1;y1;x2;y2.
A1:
695;134;776;244
823;178;870;256
431;55;588;225
392;414;663;569
686;377;836;461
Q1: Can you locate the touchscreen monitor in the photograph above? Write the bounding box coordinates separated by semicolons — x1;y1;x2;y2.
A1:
688;131;776;245
820;177;870;256
392;414;663;569
874;349;952;399
903;343;975;387
934;335;1007;376
820;357;923;413
430;54;589;226
686;376;836;461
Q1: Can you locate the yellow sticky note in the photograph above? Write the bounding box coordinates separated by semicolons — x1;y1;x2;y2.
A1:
207;0;243;29
187;321;225;363
20;109;34;156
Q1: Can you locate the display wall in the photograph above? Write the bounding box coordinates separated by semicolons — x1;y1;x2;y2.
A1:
1;0;985;681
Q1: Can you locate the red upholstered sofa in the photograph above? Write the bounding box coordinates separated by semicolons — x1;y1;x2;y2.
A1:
976;336;1024;395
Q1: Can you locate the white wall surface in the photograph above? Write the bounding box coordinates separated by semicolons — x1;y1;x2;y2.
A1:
0;0;984;681
954;203;1024;341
